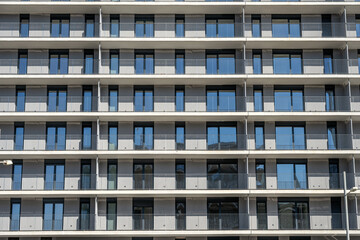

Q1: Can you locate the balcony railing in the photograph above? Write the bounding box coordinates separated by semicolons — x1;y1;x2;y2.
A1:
0;58;355;75
0;95;356;112
0;22;356;38
0;213;355;232
0;172;350;191
0;133;357;151
0;0;356;2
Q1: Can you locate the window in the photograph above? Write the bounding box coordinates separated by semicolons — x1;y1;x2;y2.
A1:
331;197;342;229
49;50;69;74
322;15;332;37
110;15;119;37
358;50;360;73
134;122;154;150
323;49;333;74
207;159;238;189
14;123;24;151
176;160;185;189
85;15;95;37
134;86;154;112
18;50;28;74
208;198;239;230
12;160;22;190
16;86;26;112
81;160;91;190
48;87;67;112
206;86;236;112
274;86;304;112
255;160;266;189
84;50;94;74
207;122;237;150
327;122;337;150
133;160;154;189
206;50;235;74
10;199;21;231
135;15;154;38
51;14;70;37
206;15;235;38
176;50;185;74
107;160;117;190
45;160;65;190
108;123;118;150
20;14;29;37
176;15;185;37
175;86;185;112
273;50;302;74
329;159;339;189
109;86;118;112
80;198;90;230
253;86;263;112
253;122;265;150
257;198;267;230
110;50;119;74
133;198;154;230
43;199;64;230
176;122;185;150
278;198;309;230
275;123;305;150
272;15;301;37
176;198;186;230
356;15;360;37
46;123;66;150
83;86;92;112
325;85;335;112
252;15;261;37
253;50;262;74
135;50;154;74
107;198;117;230
82;122;92;150
277;160;307;189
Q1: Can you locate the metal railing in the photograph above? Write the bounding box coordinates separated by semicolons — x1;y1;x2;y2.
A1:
0;172;350;191
0;95;355;112
0;22;357;38
0;213;355;231
0;133;356;151
0;58;355;75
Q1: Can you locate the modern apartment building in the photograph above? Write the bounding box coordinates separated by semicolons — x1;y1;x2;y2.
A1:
1;1;360;240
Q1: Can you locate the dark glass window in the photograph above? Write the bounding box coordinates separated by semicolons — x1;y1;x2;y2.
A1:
107;160;117;190
12;160;23;190
176;122;185;150
10;199;21;231
207;159;238;189
207;198;239;230
135;15;154;37
176;160;185;189
175;86;185;112
82;122;92;150
133;160;154;190
80;198;90;230
43;199;64;230
135;50;154;74
110;15;119;37
329;159;339;189
277;159;307;189
206;86;236;112
107;198;117;230
255;160;266;189
255;122;264;150
44;160;65;190
84;49;94;74
46;123;66;150
20;14;29;37
14;123;24;151
48;86;67;112
134;86;154;112
275;122;305;150
206;50;235;74
176;50;185;74
176;15;185;37
176;198;186;230
272;15;301;37
207;122;237;150
133;198;154;230
18;50;28;74
257;198;267;230
83;86;92;112
109;85;118;112
50;14;70;37
278;198;309;230
331;197;342;229
134;122;154;150
85;15;95;37
108;123;118;150
327;122;337;150
206;15;235;38
81;159;91;190
252;15;261;37
49;50;69;74
16;86;26;112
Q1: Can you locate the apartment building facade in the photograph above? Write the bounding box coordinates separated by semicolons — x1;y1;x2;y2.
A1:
0;1;360;240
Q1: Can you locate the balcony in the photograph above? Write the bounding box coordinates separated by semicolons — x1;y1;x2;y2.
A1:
0;172;350;192
0;213;354;232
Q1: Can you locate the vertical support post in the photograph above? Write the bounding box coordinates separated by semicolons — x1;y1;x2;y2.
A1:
350;117;354;150
344;171;350;240
99;7;102;37
242;7;245;37
346;42;350;73
94;196;98;230
97;117;100;151
246;156;249;189
344;8;348;37
97;80;101;112
348;79;352;112
245;117;248;150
